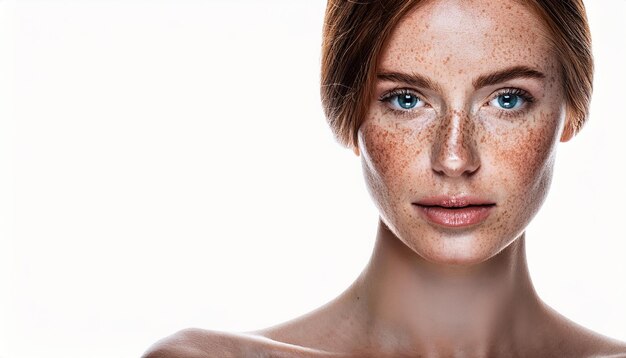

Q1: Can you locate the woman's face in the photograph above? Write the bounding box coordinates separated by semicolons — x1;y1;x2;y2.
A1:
357;0;568;265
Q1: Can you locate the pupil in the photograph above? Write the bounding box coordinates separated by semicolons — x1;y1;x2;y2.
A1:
399;94;417;109
498;94;518;109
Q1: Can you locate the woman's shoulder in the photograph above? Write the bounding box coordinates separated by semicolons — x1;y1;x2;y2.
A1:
576;334;626;358
141;325;626;358
140;327;354;358
577;331;626;358
546;310;626;358
140;328;246;358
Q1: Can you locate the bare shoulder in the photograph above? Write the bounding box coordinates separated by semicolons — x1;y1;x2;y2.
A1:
141;327;354;358
557;319;626;358
561;324;626;358
585;334;626;358
539;303;626;358
140;328;253;358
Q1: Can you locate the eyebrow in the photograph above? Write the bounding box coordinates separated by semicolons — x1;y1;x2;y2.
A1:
472;65;546;89
376;65;546;91
376;71;443;93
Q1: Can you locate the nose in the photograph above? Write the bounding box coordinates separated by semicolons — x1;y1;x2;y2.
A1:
430;110;481;178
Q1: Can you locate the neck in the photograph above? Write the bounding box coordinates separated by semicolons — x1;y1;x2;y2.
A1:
350;218;545;356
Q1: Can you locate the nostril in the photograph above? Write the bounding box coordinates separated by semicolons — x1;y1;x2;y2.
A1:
431;149;481;178
434;161;479;177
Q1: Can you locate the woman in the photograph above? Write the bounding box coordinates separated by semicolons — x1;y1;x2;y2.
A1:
143;0;626;356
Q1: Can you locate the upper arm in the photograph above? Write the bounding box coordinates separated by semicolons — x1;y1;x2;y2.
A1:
140;328;244;358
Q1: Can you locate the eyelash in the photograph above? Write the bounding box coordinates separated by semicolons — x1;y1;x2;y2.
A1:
378;87;536;119
378;88;426;119
489;87;535;118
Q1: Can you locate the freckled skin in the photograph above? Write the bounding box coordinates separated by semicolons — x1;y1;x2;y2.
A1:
143;1;626;357
358;0;566;264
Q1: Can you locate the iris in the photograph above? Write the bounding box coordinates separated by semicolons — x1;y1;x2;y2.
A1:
398;94;419;109
497;94;519;109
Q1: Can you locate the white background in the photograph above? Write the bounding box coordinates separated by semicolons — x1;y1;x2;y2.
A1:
0;0;624;357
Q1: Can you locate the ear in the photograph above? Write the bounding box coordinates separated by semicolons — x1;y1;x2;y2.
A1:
559;117;575;142
352;145;360;156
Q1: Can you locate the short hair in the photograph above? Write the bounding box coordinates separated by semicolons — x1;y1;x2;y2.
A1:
320;0;594;148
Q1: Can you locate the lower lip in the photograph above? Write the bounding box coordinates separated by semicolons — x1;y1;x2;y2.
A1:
414;204;495;228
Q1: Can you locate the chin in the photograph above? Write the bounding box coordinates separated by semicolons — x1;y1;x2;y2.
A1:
420;235;506;266
387;215;523;267
420;239;505;266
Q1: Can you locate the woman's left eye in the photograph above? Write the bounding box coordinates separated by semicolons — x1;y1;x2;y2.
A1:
488;89;533;111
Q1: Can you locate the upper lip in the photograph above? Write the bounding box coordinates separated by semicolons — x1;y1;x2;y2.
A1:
414;195;496;208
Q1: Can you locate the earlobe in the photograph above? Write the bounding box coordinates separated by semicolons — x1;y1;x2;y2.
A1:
353;146;360;156
559;120;575;142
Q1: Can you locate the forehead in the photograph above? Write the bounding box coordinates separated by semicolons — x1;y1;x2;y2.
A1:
378;0;558;78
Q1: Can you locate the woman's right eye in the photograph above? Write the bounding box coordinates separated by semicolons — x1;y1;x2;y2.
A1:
380;89;426;113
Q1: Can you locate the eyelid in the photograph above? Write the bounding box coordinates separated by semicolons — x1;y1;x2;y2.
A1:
378;87;428;118
488;87;535;103
378;87;425;101
486;87;536;117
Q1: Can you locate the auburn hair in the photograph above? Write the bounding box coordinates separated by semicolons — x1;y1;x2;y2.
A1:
320;0;593;148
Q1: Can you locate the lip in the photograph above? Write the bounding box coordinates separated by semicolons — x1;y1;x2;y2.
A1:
413;195;496;228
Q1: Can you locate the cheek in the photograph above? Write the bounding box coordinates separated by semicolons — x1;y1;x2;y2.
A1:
490;110;562;200
358;117;431;229
358;118;430;187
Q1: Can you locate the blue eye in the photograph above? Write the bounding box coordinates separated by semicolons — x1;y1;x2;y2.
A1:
397;93;420;109
381;89;425;112
497;94;519;109
489;89;533;111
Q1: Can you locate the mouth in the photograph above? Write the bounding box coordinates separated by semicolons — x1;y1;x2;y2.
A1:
413;196;496;228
